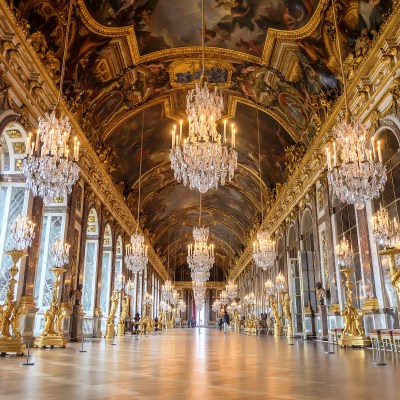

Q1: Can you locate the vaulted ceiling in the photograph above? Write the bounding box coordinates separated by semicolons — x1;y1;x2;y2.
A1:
8;0;393;277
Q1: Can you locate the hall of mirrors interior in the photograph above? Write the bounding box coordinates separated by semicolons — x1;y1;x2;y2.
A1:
1;0;400;398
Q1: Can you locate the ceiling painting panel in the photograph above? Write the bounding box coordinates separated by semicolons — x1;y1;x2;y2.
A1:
83;0;320;57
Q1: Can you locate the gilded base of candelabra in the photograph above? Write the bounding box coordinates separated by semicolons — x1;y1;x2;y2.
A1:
274;323;283;337
0;337;26;356
338;334;371;348
34;334;67;348
287;323;293;338
117;322;125;336
105;323;115;339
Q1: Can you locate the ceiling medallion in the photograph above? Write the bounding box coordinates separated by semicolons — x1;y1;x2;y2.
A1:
325;0;386;209
169;0;237;194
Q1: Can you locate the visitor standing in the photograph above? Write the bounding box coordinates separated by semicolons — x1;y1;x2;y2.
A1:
223;311;230;333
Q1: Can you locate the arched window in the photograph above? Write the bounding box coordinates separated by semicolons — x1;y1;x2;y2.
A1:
301;209;314;252
99;224;113;316
34;197;67;309
373;127;400;309
82;208;99;314
114;235;123;289
0;123;30;302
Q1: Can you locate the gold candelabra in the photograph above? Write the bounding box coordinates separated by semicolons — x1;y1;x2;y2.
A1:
105;290;120;339
34;267;68;348
338;268;370;347
282;292;293;338
117;294;129;336
0;250;27;355
270;295;282;337
379;247;400;300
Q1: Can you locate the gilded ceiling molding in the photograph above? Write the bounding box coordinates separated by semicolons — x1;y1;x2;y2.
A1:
0;0;170;281
76;0;138;63
261;0;329;63
77;0;327;66
230;4;400;281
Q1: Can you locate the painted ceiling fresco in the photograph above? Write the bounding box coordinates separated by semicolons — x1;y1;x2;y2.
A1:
84;0;320;56
7;0;395;272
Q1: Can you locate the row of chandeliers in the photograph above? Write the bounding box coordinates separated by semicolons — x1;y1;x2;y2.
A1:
18;0;396;319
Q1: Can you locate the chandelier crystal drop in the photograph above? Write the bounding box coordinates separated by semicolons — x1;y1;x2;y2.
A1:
264;279;274;295
125;279;134;296
23;112;80;202
253;230;276;270
275;272;286;291
10;214;35;250
52;239;70;268
23;0;79;203
372;204;400;248
178;299;187;313
326;119;387;209
170;91;238;194
187;226;215;272
144;292;153;305
124;233;148;273
336;237;354;269
225;280;237;300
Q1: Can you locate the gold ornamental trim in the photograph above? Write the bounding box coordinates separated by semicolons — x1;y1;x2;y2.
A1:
230;4;400;280
0;0;170;281
77;0;326;66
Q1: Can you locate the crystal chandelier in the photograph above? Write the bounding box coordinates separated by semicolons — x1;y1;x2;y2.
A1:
178;299;187;313
125;279;134;296
264;279;274;295
253;231;276;270
125;110;148;274
219;290;229;305
372;204;400;248
169;0;237;194
144;292;153;305
275;271;286;292
171;289;180;306
230;301;238;311
10;214;35;251
187;226;215;272
162;280;174;301
22;0;79;203
212;299;221;312
115;273;126;291
252;108;276;269
191;269;210;283
326;119;386;209
326;0;386;210
225;280;237;300
125;233;148;273
52;239;70;268
336;236;354;269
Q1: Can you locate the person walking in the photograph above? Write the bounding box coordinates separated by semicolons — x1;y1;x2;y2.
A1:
223;311;230;334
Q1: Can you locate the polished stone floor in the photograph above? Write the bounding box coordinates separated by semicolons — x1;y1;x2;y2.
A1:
0;329;399;400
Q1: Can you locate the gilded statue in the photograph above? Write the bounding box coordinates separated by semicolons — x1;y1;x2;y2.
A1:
119;295;129;326
283;295;292;321
271;297;282;335
55;309;68;335
41;302;58;336
107;291;120;326
0;72;12;111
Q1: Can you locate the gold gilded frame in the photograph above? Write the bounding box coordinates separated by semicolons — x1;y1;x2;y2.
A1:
77;0;328;66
